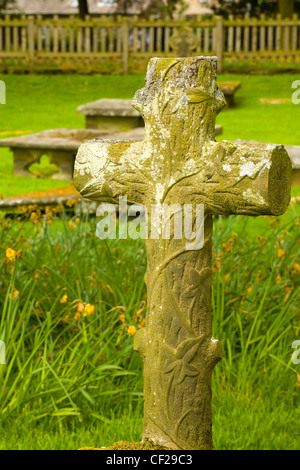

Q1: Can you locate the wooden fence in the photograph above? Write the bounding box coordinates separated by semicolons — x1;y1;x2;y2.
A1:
0;14;299;74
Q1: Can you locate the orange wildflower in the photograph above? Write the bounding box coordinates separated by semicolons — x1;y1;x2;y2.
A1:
119;313;125;323
74;312;81;321
77;302;85;313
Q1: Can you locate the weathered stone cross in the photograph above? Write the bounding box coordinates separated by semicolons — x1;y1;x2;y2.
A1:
74;57;292;450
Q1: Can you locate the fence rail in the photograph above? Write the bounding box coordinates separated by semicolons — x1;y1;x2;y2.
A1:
0;14;299;73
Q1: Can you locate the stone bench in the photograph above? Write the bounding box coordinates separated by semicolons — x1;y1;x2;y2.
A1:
217;81;241;107
0;126;223;181
77;98;145;131
235;140;300;186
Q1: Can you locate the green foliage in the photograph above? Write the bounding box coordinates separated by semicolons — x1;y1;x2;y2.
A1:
28;155;60;177
213;0;300;17
0;0;15;13
161;0;189;19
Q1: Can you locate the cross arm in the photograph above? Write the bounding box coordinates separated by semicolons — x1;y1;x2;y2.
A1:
74;139;149;205
181;140;292;216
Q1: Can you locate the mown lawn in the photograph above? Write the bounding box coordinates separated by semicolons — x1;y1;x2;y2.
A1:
0;73;300;197
0;72;299;450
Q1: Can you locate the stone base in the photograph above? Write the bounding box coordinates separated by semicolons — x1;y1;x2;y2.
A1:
80;440;170;450
85;116;144;132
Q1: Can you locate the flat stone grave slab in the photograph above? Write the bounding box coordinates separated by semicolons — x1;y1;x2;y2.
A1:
217;81;241;107
0;127;146;181
260;98;291;105
0;185;100;215
0;125;223;182
235;139;300;186
77;98;145;131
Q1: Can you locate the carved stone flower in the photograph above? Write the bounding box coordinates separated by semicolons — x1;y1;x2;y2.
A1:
185;267;212;302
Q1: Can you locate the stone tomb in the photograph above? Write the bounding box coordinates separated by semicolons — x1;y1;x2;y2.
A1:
0;127;145;181
217;81;241;107
77;99;145;132
74;57;291;450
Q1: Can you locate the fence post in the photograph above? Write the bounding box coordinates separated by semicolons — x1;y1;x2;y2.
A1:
28;16;35;73
122;19;129;74
215;16;223;74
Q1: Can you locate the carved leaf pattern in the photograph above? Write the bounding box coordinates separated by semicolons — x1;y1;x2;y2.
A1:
163;335;205;384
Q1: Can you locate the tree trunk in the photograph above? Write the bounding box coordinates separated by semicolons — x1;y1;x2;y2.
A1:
278;0;294;18
78;0;89;20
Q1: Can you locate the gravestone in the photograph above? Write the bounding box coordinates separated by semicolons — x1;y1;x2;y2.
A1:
74;57;292;450
170;27;198;57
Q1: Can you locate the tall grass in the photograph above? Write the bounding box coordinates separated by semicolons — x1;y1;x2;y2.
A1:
0;202;299;449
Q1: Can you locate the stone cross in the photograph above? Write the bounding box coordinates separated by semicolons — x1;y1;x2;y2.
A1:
74;57;292;450
170;27;198;57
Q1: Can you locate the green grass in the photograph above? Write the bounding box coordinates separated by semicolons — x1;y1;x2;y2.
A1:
0;73;300;197
0;204;299;450
0;74;145;197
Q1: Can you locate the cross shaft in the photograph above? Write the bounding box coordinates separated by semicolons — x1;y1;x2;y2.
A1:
74;57;291;450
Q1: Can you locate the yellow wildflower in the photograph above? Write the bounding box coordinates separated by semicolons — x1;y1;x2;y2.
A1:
69;221;76;229
128;325;137;336
277;249;285;258
294;262;300;272
9;288;19;300
84;304;95;317
276;274;282;284
66;199;78;208
6;248;17;261
60;294;68;304
30;212;39;224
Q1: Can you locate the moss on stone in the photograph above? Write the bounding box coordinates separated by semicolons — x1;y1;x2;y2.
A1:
80;440;170;450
